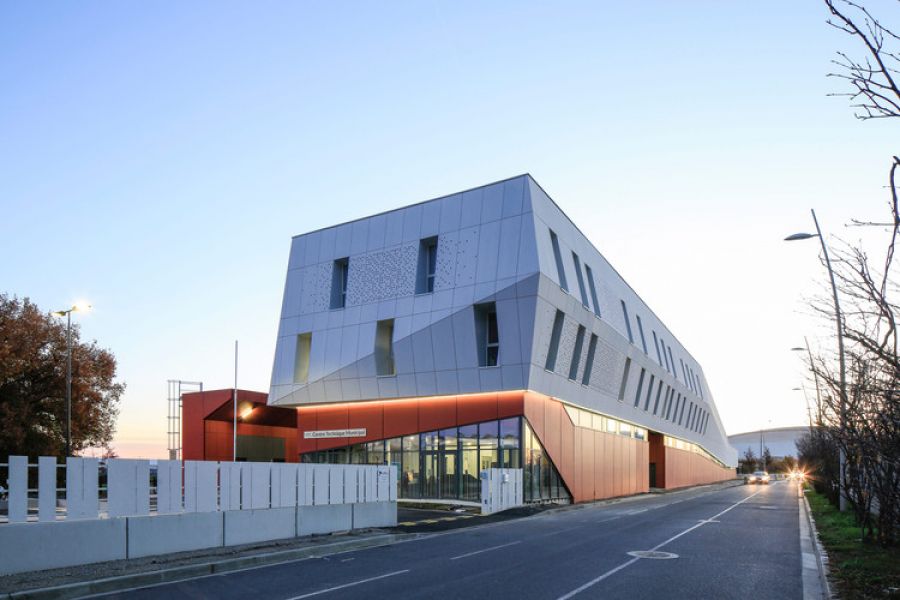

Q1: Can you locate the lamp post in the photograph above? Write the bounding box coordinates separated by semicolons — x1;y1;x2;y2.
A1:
786;209;848;511
792;337;823;425
52;302;91;457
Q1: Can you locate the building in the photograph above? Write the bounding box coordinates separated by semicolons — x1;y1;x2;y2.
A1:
729;426;808;461
257;174;737;504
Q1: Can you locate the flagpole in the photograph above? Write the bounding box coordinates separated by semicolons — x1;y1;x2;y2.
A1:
233;340;238;462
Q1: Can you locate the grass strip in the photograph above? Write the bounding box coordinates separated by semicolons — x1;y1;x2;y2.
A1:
806;488;900;599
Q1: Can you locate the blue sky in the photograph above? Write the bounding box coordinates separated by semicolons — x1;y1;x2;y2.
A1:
2;1;897;457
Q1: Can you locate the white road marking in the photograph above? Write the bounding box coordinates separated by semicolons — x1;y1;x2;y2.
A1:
556;489;764;600
449;540;522;560
285;569;410;599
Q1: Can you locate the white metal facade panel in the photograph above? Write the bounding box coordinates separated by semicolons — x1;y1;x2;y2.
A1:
7;456;27;523
38;457;56;522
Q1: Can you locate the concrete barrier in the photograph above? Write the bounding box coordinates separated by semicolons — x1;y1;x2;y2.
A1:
224;507;297;546
127;512;224;559
0;518;126;576
352;502;398;529
297;504;352;535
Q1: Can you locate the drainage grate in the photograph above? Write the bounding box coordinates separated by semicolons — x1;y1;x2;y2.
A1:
627;550;679;559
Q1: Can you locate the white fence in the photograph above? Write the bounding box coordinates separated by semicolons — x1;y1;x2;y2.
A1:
480;468;523;515
0;457;397;576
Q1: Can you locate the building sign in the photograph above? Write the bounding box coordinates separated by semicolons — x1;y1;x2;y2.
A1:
303;428;366;439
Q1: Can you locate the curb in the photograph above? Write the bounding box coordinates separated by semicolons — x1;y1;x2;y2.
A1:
800;491;833;600
3;533;413;600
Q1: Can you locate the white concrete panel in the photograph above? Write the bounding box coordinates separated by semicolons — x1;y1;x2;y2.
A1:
352;502;397;528
329;467;344;505
430;317;456;371
38;456;56;522
333;223;352;258
302;231;321;267
363;467;376;503
317;227;336;263
7;456;27;523
435;370;459;394
288;236;306;271
457;368;480;394
66;457;98;520
297;504;352;536
451;307;477;369
0;519;126;576
128;512;223;559
411;328;435;372
343;467;359;504
298;464;314;506
384;210;404;247
156;460;181;514
350;219;368;255
454;226;479;287
313;465;329;506
415;372;437;396
224;507;296;546
250;463;271;510
108;459;150;518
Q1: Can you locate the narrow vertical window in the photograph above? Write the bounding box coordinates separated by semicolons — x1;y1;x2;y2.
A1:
633;368;646;407
572;252;589;308
545;310;565;371
293;332;312;383
617;357;632;402
584;264;601;317
652;331;662;366
644;375;655;411
678;396;687;425
686;403;694;428
636;315;648;355
416;236;438;294
331;257;349;309
680;359;689;386
667;346;677;379
660;336;671;372
653;380;664;415
375;319;395;376
549;230;568;292
696;374;704;399
569;325;586;380
475;302;499;367
620;300;634;344
665;389;675;420
582;334;598;385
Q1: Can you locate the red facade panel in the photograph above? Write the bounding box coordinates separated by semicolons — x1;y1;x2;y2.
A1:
383;399;419;438
458;393;498;425
418;396;458;432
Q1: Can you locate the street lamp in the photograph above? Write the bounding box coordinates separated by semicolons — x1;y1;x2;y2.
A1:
785;208;848;511
792;338;823;425
52;302;92;457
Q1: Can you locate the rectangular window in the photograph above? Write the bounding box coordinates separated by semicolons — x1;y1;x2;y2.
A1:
652;331;663;366
584;264;601;317
696;373;704;399
475;302;499;367
680;359;688;386
678;396;687;425
644;375;655;411
572;252;589;308
549;230;568;292
416;236;438;294
293;332;312;383
668;346;677;380
374;319;395;376
636;315;648;355
620;300;634;344
582;334;598;385
569;325;586;380
665;389;675;420
330;257;349;309
633;368;646;407
617;357;632;402
653;380;664;415
545;310;565;371
686;403;694;428
660;337;671;372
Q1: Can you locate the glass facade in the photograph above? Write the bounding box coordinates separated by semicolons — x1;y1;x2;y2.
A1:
301;416;571;504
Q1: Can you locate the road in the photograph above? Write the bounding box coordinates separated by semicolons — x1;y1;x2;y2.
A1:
97;481;802;600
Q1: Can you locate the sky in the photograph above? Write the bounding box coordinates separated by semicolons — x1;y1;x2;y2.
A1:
1;1;897;458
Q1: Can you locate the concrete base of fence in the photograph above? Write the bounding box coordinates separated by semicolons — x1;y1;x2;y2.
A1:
224;507;297;546
297;504;353;536
128;512;224;559
352;502;397;529
0;519;127;576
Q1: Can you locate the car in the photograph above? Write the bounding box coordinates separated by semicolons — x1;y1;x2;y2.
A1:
747;471;770;485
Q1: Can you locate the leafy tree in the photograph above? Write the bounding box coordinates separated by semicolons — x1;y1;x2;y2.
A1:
0;294;124;457
740;447;757;474
762;446;773;471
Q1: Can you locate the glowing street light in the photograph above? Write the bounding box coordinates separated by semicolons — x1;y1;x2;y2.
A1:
52;302;92;457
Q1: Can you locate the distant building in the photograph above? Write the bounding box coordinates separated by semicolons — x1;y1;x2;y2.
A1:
728;426;808;460
185;175;737;503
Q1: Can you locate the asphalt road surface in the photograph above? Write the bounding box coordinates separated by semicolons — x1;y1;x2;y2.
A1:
96;481;802;600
